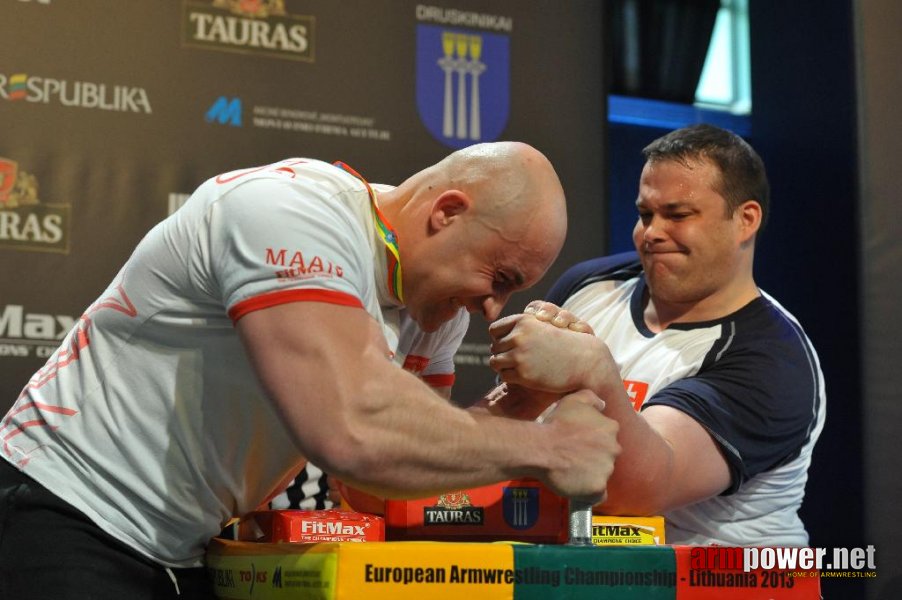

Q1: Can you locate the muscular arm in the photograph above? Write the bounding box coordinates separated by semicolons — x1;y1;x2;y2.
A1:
489;310;729;515
236;301;619;503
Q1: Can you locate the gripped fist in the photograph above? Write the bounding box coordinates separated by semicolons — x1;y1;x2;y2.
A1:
541;389;620;505
488;313;602;393
524;300;594;335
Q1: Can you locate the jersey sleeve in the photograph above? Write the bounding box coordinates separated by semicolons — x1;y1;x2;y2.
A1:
205;175;372;322
419;309;470;389
546;251;641;306
642;319;823;495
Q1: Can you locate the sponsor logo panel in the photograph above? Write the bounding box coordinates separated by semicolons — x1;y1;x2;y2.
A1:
0;72;152;114
206;96;242;126
203;96;392;141
0;304;75;360
182;0;315;62
502;486;539;530
424;491;484;526
415;5;512;149
0;158;70;253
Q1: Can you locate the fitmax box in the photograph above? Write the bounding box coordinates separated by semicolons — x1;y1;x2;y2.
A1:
592;515;666;545
237;509;384;543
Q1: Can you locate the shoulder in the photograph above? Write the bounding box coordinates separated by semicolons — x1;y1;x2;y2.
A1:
546;251;642;305
730;294;820;368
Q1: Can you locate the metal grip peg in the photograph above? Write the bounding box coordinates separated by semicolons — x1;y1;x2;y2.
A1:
568;501;594;546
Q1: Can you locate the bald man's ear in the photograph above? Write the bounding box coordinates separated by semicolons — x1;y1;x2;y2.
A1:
429;190;471;231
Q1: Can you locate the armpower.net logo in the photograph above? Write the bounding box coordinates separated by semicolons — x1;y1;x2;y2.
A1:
688;545;878;591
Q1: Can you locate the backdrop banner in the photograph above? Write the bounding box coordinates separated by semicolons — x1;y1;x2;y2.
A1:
0;0;606;409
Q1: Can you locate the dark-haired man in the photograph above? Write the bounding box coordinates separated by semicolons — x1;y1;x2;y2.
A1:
488;124;825;546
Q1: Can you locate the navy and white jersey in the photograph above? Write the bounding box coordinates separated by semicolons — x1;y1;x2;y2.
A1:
547;252;826;546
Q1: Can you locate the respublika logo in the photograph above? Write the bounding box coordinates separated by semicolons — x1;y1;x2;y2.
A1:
0;157;70;253
502;486;539;530
206;96;242;126
182;0;315;62
415;6;511;149
0;72;152;113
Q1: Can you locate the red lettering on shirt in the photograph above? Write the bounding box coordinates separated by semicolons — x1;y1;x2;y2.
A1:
266;248;344;282
402;355;430;374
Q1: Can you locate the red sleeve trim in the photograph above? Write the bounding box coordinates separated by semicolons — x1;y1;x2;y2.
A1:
421;373;456;389
229;288;364;322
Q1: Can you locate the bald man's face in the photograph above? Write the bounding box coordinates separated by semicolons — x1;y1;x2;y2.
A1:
403;206;564;332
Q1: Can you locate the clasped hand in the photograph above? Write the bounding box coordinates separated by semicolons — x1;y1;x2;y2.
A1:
488;300;599;393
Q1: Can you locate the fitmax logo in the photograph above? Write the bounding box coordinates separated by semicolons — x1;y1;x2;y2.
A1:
206;97;242;126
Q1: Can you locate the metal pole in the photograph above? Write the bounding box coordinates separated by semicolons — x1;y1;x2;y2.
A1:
568;501;594;546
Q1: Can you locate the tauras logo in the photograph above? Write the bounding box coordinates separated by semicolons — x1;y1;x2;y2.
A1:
182;0;315;62
0;158;70;253
0;73;152;113
424;491;484;525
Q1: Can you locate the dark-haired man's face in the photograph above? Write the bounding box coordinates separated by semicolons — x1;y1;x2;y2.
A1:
633;158;748;313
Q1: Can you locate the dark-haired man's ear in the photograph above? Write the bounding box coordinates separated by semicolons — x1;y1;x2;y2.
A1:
737;200;762;244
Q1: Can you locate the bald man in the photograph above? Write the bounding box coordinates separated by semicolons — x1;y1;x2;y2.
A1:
0;143;619;600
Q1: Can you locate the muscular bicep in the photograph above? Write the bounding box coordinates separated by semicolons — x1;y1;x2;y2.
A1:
641;405;731;508
235;301;391;460
430;385;453;400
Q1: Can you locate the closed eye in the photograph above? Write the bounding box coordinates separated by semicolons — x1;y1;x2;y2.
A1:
495;270;524;293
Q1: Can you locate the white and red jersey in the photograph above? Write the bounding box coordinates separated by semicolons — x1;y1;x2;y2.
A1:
0;159;468;567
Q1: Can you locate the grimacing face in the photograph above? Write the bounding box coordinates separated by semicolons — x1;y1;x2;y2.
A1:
633;158;748;309
403;212;558;332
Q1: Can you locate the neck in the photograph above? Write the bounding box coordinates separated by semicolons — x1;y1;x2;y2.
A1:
643;278;760;332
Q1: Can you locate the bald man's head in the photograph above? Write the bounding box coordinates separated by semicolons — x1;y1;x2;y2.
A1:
382;141;568;330
430;141;567;252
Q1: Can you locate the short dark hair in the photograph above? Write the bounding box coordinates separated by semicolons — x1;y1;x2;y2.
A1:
642;124;770;236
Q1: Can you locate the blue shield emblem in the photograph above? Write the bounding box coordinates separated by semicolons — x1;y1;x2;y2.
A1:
502;486;539;530
416;24;510;149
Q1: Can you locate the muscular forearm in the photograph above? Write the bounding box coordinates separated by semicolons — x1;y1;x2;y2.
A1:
239;302;616;505
315;362;558;497
580;342;729;515
585;378;677;515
